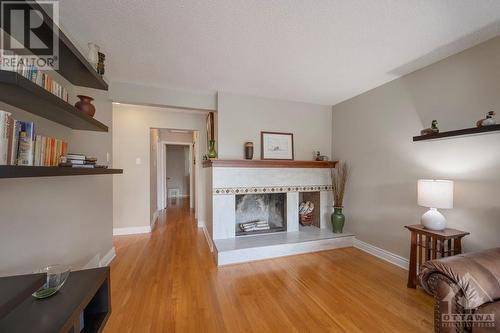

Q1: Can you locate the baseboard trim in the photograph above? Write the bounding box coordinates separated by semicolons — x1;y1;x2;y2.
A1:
100;247;116;267
113;226;151;236
201;223;213;252
353;239;409;270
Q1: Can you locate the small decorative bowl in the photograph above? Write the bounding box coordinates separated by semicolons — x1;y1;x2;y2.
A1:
32;265;71;299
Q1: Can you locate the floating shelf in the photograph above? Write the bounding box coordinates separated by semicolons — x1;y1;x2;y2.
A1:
0;273;46;319
203;160;338;168
0;166;123;179
0;268;111;333
413;124;500;141
0;70;108;131
5;0;108;90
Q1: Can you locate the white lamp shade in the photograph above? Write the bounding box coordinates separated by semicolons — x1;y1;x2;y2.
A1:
417;179;453;209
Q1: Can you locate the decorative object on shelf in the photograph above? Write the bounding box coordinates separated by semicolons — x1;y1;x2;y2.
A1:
330;161;349;233
299;201;315;226
417;179;453;231
261;131;294;160
87;43;100;69
420;120;439;135
97;52;105;76
206;112;217;159
476;111;496;127
207;140;217;159
244;142;254;160
314;151;329;161
75;95;96;117
32;265;70;299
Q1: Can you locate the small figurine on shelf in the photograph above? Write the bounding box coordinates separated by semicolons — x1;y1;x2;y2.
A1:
97;52;105;75
421;120;439;135
314;151;329;161
476;111;496;127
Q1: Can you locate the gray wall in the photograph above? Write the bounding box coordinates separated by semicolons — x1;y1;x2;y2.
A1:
217;92;332;160
113;104;207;229
332;36;500;258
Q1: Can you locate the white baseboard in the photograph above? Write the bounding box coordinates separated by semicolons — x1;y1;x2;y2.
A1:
201;224;214;252
100;247;116;267
353;238;409;270
113;226;151;235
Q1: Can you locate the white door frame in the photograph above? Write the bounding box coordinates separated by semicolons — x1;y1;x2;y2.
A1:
158;141;193;210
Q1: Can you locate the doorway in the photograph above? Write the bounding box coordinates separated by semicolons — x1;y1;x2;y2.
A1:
165;144;191;206
156;129;196;211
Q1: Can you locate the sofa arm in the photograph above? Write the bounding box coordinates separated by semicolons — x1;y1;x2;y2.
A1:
419;250;500;310
424;272;468;333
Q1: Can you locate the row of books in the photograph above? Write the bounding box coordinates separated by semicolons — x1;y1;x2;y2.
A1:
0;111;34;165
15;59;70;102
34;135;69;167
0;110;68;166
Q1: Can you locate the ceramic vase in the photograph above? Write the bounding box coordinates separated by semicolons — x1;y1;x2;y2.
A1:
244;142;254;160
207;140;217;159
75;95;96;117
331;207;345;233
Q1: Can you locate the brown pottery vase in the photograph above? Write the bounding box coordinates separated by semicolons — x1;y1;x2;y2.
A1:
75;95;96;117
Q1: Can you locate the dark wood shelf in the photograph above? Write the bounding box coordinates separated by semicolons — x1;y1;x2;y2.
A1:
0;273;46;319
0;267;111;333
0;166;123;179
413;124;500;141
203;160;337;168
3;0;108;90
0;70;108;131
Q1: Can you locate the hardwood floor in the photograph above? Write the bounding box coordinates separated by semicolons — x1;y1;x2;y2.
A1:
105;199;434;332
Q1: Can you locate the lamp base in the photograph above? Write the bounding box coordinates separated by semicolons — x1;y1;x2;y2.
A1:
421;208;447;231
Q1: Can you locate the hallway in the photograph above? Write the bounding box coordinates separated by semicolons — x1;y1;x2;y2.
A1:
105;199;433;332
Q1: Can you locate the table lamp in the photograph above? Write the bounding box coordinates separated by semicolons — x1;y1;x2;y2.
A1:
417;179;454;231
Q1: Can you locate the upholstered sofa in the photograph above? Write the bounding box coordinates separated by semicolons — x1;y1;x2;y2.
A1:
419;248;500;333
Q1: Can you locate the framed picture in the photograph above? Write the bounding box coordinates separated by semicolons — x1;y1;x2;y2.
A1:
261;131;294;160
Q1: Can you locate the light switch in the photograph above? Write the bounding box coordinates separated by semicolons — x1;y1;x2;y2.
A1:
135;158;141;165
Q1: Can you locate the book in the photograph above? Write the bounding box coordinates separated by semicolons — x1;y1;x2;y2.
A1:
17;121;34;166
66;153;86;160
34;135;41;166
9;119;21;165
0;110;11;165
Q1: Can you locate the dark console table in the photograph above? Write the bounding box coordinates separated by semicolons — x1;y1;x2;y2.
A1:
0;267;111;333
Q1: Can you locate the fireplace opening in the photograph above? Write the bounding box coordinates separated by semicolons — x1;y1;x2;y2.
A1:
235;193;287;236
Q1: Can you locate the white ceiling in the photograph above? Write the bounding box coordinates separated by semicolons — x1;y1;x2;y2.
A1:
59;0;500;106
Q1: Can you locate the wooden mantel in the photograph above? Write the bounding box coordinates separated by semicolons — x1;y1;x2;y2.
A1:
202;159;337;168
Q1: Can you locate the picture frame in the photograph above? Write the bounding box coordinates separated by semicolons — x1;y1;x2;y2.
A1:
260;131;294;160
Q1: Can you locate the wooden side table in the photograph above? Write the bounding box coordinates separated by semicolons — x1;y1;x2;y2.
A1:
405;224;469;288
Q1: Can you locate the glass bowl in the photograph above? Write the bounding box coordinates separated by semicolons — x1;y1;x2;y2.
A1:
32;265;71;299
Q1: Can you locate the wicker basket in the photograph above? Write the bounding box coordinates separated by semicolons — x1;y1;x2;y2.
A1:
299;212;314;226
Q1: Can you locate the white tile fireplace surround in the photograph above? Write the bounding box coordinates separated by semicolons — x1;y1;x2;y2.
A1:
203;160;354;265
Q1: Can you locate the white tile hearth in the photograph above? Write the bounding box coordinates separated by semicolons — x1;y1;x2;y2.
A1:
214;226;354;266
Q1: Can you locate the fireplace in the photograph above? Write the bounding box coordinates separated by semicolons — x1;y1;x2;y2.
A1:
235;193;287;236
